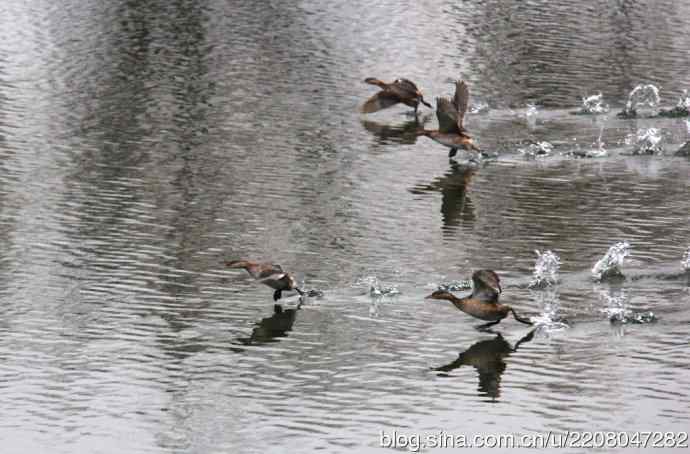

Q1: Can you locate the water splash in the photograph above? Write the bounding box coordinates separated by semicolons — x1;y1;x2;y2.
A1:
469;100;490;114
519;141;553;158
682;247;690;271
585;127;608;157
592;241;631;281
356;275;401;298
659;89;690;117
530;288;569;331
625;127;664;155
599;288;656;324
579;93;610;114
437;280;472;292
521;103;539;129
618;84;660;117
529;250;561;288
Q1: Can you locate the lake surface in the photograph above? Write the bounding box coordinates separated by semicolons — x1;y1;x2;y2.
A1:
1;0;689;453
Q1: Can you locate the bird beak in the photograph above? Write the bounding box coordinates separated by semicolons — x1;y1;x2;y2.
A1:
424;293;434;300
421;98;432;108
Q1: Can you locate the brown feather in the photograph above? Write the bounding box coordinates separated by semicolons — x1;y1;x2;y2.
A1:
360;92;400;113
453;81;470;131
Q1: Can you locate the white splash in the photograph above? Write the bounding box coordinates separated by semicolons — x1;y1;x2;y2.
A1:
469;101;490;114
530;250;561;288
592;241;631;280
530;288;568;331
587;127;608;157
580;93;610;114
626;127;664;155
625;84;660;112
519;141;553;158
677;89;690;110
600;288;656;324
682;247;690;271
357;275;400;298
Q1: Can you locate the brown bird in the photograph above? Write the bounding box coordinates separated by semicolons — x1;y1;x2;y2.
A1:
425;270;533;329
361;77;432;116
419;80;481;157
226;260;304;301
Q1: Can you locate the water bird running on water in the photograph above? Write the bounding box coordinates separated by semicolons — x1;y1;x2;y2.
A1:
225;260;304;301
419;80;481;157
425;270;533;329
360;78;432;116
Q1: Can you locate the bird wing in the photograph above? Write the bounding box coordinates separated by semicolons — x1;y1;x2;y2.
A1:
361;92;400;113
254;263;284;280
453;80;470;132
389;79;420;99
436;97;461;133
472;270;501;298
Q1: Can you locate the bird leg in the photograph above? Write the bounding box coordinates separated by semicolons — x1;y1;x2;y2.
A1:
476;320;501;330
510;308;534;325
448;148;458;158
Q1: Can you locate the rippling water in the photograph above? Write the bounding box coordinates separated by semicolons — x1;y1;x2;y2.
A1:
1;0;689;453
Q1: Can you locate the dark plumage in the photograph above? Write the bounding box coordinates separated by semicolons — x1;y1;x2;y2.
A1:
425;270;532;329
225;260;304;301
361;77;432;115
419;80;481;157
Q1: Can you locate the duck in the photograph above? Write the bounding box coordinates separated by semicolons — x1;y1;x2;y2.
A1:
419;80;481;157
425;270;533;329
225;260;304;301
361;77;432;116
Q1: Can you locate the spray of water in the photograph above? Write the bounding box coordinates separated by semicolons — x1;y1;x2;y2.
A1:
519;141;553;158
580;93;610;114
682;247;690;271
469;101;490;114
437;280;472;292
592;241;631;280
530;288;568;331
626;84;660;112
357;275;400;298
529;250;567;330
530;250;561;288
658;89;690;118
678;89;690;110
625;127;664;155
599;288;656;324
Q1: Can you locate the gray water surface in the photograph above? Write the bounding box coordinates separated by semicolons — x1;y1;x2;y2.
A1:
1;1;689;453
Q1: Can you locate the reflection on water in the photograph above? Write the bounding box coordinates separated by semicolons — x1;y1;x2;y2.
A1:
1;0;690;453
434;330;535;399
409;161;476;233
360;116;429;146
236;303;302;346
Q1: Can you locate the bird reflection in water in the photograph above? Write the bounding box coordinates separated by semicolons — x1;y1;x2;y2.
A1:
409;161;476;231
236;301;302;346
433;329;535;399
361;115;431;146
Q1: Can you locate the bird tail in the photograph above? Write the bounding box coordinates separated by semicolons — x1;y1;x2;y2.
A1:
511;308;534;325
364;77;387;88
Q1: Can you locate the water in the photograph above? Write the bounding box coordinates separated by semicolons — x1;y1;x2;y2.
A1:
620;84;661;117
626;128;665;155
578;93;610;115
592;241;632;280
1;0;690;453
